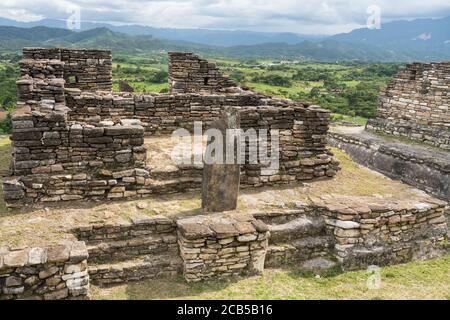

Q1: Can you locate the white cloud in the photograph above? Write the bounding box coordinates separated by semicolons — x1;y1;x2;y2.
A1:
0;9;44;22
0;0;449;34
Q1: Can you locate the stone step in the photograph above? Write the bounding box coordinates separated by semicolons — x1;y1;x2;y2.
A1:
88;254;183;286
265;235;334;268
149;167;202;181
72;215;176;243
146;176;202;194
268;216;326;244
86;235;178;264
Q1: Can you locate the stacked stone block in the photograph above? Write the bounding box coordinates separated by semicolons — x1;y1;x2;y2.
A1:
0;241;89;300
3;48;339;206
168;52;236;93
177;213;269;282
367;62;450;149
23;48;112;92
328;131;450;202
66;91;339;186
255;208;335;268
72;215;182;285
72;215;178;263
313;196;448;270
4;100;147;206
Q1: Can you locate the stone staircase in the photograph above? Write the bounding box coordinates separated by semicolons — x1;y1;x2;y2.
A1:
71;209;340;286
71;216;183;286
259;212;336;269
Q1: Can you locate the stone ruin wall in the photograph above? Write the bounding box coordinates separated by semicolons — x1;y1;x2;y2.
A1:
2;48;339;207
328;131;450;202
366;62;450;150
0;241;89;300
22;48;112;92
1;49;448;299
1;196;447;298
168;52;236;93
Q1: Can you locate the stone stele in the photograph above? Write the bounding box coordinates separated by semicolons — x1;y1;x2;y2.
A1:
202;106;241;212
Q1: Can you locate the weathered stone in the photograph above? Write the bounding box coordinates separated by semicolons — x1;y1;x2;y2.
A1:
334;228;361;238
4;249;29;267
5;276;23;287
44;288;68;300
3;286;24;295
301;258;337;272
202;107;240;212
210;221;239;238
237;234;258;242
327;219;360;229
178;222;214;240
47;244;70;263
39;266;59;279
69;241;88;263
28;247;47;265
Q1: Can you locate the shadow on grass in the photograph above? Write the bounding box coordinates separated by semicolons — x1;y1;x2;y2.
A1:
97;264;346;300
286;264;344;280
117;275;242;300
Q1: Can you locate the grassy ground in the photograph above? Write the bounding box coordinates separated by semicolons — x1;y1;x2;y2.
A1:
91;255;450;300
330;113;368;126
0;135;11;212
112;81;168;93
374;131;450;152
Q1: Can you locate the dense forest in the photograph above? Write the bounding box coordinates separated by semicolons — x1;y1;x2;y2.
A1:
0;54;18;134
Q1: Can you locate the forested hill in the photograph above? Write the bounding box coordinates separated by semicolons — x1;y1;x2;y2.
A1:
1;24;450;62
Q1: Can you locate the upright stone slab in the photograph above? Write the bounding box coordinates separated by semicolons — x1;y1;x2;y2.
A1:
202;106;241;212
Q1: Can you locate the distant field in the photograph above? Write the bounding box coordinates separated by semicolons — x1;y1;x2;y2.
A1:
109;53;400;120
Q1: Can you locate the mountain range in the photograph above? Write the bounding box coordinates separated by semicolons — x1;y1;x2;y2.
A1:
0;16;449;62
0;17;322;47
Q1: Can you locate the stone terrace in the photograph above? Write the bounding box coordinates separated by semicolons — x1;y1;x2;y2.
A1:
1;146;448;298
3;48;339;207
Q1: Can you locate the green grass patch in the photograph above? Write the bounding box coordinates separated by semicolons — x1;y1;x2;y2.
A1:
92;255;450;300
331;113;367;126
0;135;11;212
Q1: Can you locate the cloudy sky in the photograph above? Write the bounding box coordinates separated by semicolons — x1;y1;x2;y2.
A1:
1;0;450;34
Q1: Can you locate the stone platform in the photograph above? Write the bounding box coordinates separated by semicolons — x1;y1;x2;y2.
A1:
1;148;448;299
177;213;269;282
328;126;450;202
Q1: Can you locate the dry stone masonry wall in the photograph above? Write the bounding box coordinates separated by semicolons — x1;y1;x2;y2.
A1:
3;48;339;207
22;48;112;92
72;215;182;285
168;52;236;93
366;62;450;149
312;195;448;270
177;213;269;282
64;196;447;289
0;241;89;300
328;131;450;202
